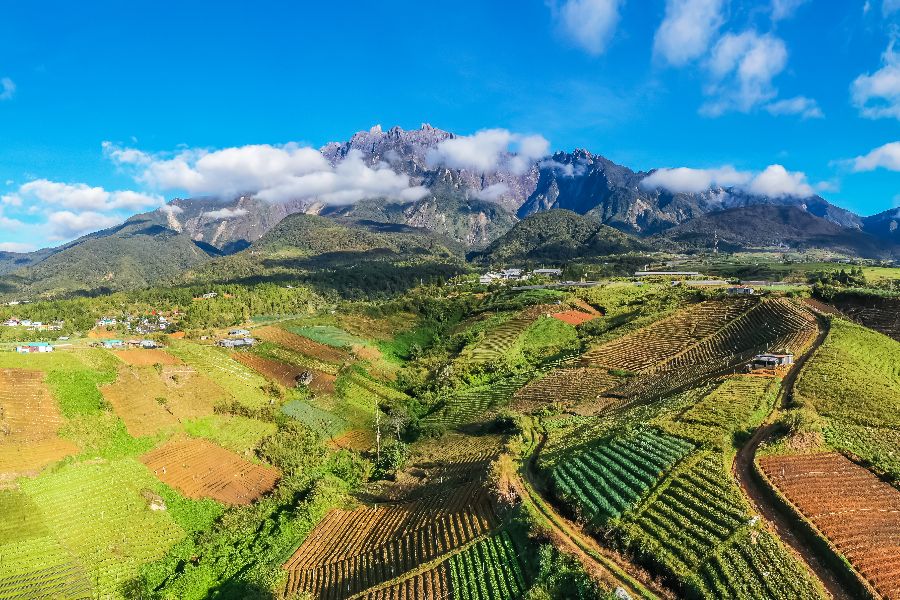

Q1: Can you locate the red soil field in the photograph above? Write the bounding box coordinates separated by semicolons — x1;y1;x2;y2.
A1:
254;326;351;364
141;437;280;505
550;310;599;326
231;353;336;394
759;452;900;599
112;348;181;366
0;369;77;475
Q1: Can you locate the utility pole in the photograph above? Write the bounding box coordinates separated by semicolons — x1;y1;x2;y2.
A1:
375;401;382;464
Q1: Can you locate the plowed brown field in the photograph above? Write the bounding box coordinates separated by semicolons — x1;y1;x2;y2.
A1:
231;353;335;394
550;310;599;326
101;366;227;436
759;452;900;599
254;326;351;363
141;437;280;505
0;369;77;475
283;481;495;599
112;348;181;366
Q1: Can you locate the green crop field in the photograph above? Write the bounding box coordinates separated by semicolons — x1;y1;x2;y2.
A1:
288;324;367;348
182;414;277;458
448;531;529;600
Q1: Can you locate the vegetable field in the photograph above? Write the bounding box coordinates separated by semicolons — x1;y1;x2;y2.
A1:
140;437;280;505
254;325;351;363
759;452;900;600
232;352;336;393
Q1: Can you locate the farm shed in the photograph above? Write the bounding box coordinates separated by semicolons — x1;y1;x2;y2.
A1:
15;342;53;353
750;353;794;369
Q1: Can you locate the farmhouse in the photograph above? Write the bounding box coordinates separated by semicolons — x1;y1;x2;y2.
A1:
750;353;794;369
102;340;125;349
229;328;251;336
2;319;20;327
217;337;256;348
532;268;563;277
728;286;756;295
15;342;53;353
97;317;118;327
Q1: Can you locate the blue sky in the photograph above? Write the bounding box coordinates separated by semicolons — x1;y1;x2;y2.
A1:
2;0;900;250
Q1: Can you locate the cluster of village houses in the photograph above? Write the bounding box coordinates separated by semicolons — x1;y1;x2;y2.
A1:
96;313;173;335
216;328;256;348
2;318;64;331
478;268;562;284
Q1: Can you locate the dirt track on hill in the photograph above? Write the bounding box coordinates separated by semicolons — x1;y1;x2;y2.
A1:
733;317;856;600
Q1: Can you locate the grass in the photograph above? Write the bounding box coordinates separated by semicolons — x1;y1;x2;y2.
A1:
520;316;579;360
182;414;277;458
287;324;367;348
166;340;273;409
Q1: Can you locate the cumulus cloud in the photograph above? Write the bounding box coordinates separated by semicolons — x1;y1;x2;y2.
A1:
746;164;814;197
471;183;509;201
771;0;809;20
203;207;249;220
158;204;184;215
47;210;122;240
0;78;14;101
0;241;34;253
653;0;725;67
105;142;428;205
851;141;900;171
553;0;622;55
427;129;549;175
852;41;900;120
641;164;816;197
641;166;752;193
2;179;164;211
702;31;789;115
764;96;824;118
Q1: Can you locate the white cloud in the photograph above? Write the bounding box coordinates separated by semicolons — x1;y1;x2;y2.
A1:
471;183;510;201
771;0;809;20
884;0;900;15
0;242;34;253
641;164;815;197
852;141;900;171
158;204;184;215
554;0;622;55
746;164;814;197
203;207;249;220
765;96;824;118
653;0;725;67
3;179;164;211
106;142;428;205
852;41;900;120
641;166;752;193
0;78;14;101
47;211;122;240
426;129;549;174
702;31;789;115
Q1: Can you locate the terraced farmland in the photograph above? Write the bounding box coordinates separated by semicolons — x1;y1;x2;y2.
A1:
421;372;532;429
607;298;817;404
12;459;186;598
0;368;78;476
458;315;536;364
141;437;280;505
232;352;336;393
759;452;900;599
254;325;351;363
830;294;900;341
580;297;758;371
283;481;497;598
548;428;695;524
513;367;620;411
166;341;273;409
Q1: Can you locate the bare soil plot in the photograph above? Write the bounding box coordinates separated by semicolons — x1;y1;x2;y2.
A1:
231;353;336;394
112;349;181;366
0;369;77;475
87;328;119;339
254;326;351;363
101;366;227;437
141;437;279;505
759;452;900;599
550;310;599;326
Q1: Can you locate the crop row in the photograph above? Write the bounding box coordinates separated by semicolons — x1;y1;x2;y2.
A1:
513;367;620;409
579;298;758;372
448;531;528;600
549;428;694;524
458;316;536;364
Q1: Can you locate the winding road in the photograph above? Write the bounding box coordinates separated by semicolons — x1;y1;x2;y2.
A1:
732;316;857;600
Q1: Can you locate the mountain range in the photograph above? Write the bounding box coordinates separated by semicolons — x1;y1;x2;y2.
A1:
1;123;898;299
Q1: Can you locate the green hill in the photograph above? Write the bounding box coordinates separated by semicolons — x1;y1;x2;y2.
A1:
0;216;215;299
472;209;648;264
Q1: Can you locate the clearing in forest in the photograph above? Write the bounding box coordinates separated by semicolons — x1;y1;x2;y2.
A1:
101;366;227;437
0;368;78;475
231;352;335;393
759;452;900;600
112;348;181;366
254;325;351;363
141;437;280;505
